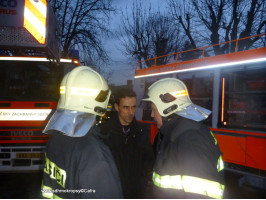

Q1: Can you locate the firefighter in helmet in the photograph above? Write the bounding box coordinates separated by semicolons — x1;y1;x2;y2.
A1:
142;78;225;199
41;66;123;199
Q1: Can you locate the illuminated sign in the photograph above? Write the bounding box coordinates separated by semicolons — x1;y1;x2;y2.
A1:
0;109;52;121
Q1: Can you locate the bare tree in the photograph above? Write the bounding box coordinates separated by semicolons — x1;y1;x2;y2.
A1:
237;0;266;50
168;0;265;55
118;1;181;68
168;0;198;49
191;0;231;55
118;1;152;68
149;13;182;65
48;0;115;65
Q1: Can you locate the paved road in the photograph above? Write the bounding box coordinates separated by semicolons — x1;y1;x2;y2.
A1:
0;170;265;198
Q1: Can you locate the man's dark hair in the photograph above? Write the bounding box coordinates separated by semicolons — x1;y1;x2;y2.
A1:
114;88;136;105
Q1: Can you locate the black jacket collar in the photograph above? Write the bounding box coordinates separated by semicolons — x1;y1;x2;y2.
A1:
98;112;143;138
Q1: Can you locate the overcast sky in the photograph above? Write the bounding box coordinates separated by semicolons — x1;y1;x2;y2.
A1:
105;0;168;85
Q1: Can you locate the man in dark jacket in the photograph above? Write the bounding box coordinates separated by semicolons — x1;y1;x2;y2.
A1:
142;78;225;199
41;66;123;199
99;88;154;198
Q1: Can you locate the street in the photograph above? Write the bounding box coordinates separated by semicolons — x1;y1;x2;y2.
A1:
0;170;265;199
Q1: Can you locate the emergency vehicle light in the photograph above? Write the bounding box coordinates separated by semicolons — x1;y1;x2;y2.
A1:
134;57;266;79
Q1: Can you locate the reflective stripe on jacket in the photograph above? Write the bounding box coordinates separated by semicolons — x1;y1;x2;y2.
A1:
152;115;225;199
153;172;224;199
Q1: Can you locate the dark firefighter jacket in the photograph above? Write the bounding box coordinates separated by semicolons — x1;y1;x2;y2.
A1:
152;115;225;199
98;112;155;198
41;126;123;199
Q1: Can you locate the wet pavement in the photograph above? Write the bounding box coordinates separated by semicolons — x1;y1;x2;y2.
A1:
0;170;265;199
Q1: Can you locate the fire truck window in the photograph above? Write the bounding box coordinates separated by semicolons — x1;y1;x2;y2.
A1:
220;68;266;131
0;61;75;101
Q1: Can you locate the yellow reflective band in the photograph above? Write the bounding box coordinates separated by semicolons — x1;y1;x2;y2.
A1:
44;155;66;188
23;16;46;44
153;172;224;199
170;90;188;97
71;87;99;96
153;172;183;189
60;86;66;94
25;0;46;26
30;0;47;17
41;184;62;199
217;155;224;172
210;131;218;145
60;86;100;96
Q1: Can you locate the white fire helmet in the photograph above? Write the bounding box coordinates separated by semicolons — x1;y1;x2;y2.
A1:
58;66;111;116
43;66;111;137
142;78;211;121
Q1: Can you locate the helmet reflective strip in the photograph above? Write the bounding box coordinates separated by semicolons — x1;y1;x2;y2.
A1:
60;86;66;94
71;87;99;96
60;86;100;96
153;172;224;199
41;184;62;199
170;90;188;97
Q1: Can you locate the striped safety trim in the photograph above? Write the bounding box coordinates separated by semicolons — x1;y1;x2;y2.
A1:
24;0;47;44
153;172;224;199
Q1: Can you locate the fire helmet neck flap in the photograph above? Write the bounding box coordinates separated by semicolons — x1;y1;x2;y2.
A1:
43;66;111;137
142;78;211;121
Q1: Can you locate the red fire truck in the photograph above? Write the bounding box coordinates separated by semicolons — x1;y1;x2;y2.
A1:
133;33;266;186
0;0;80;171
